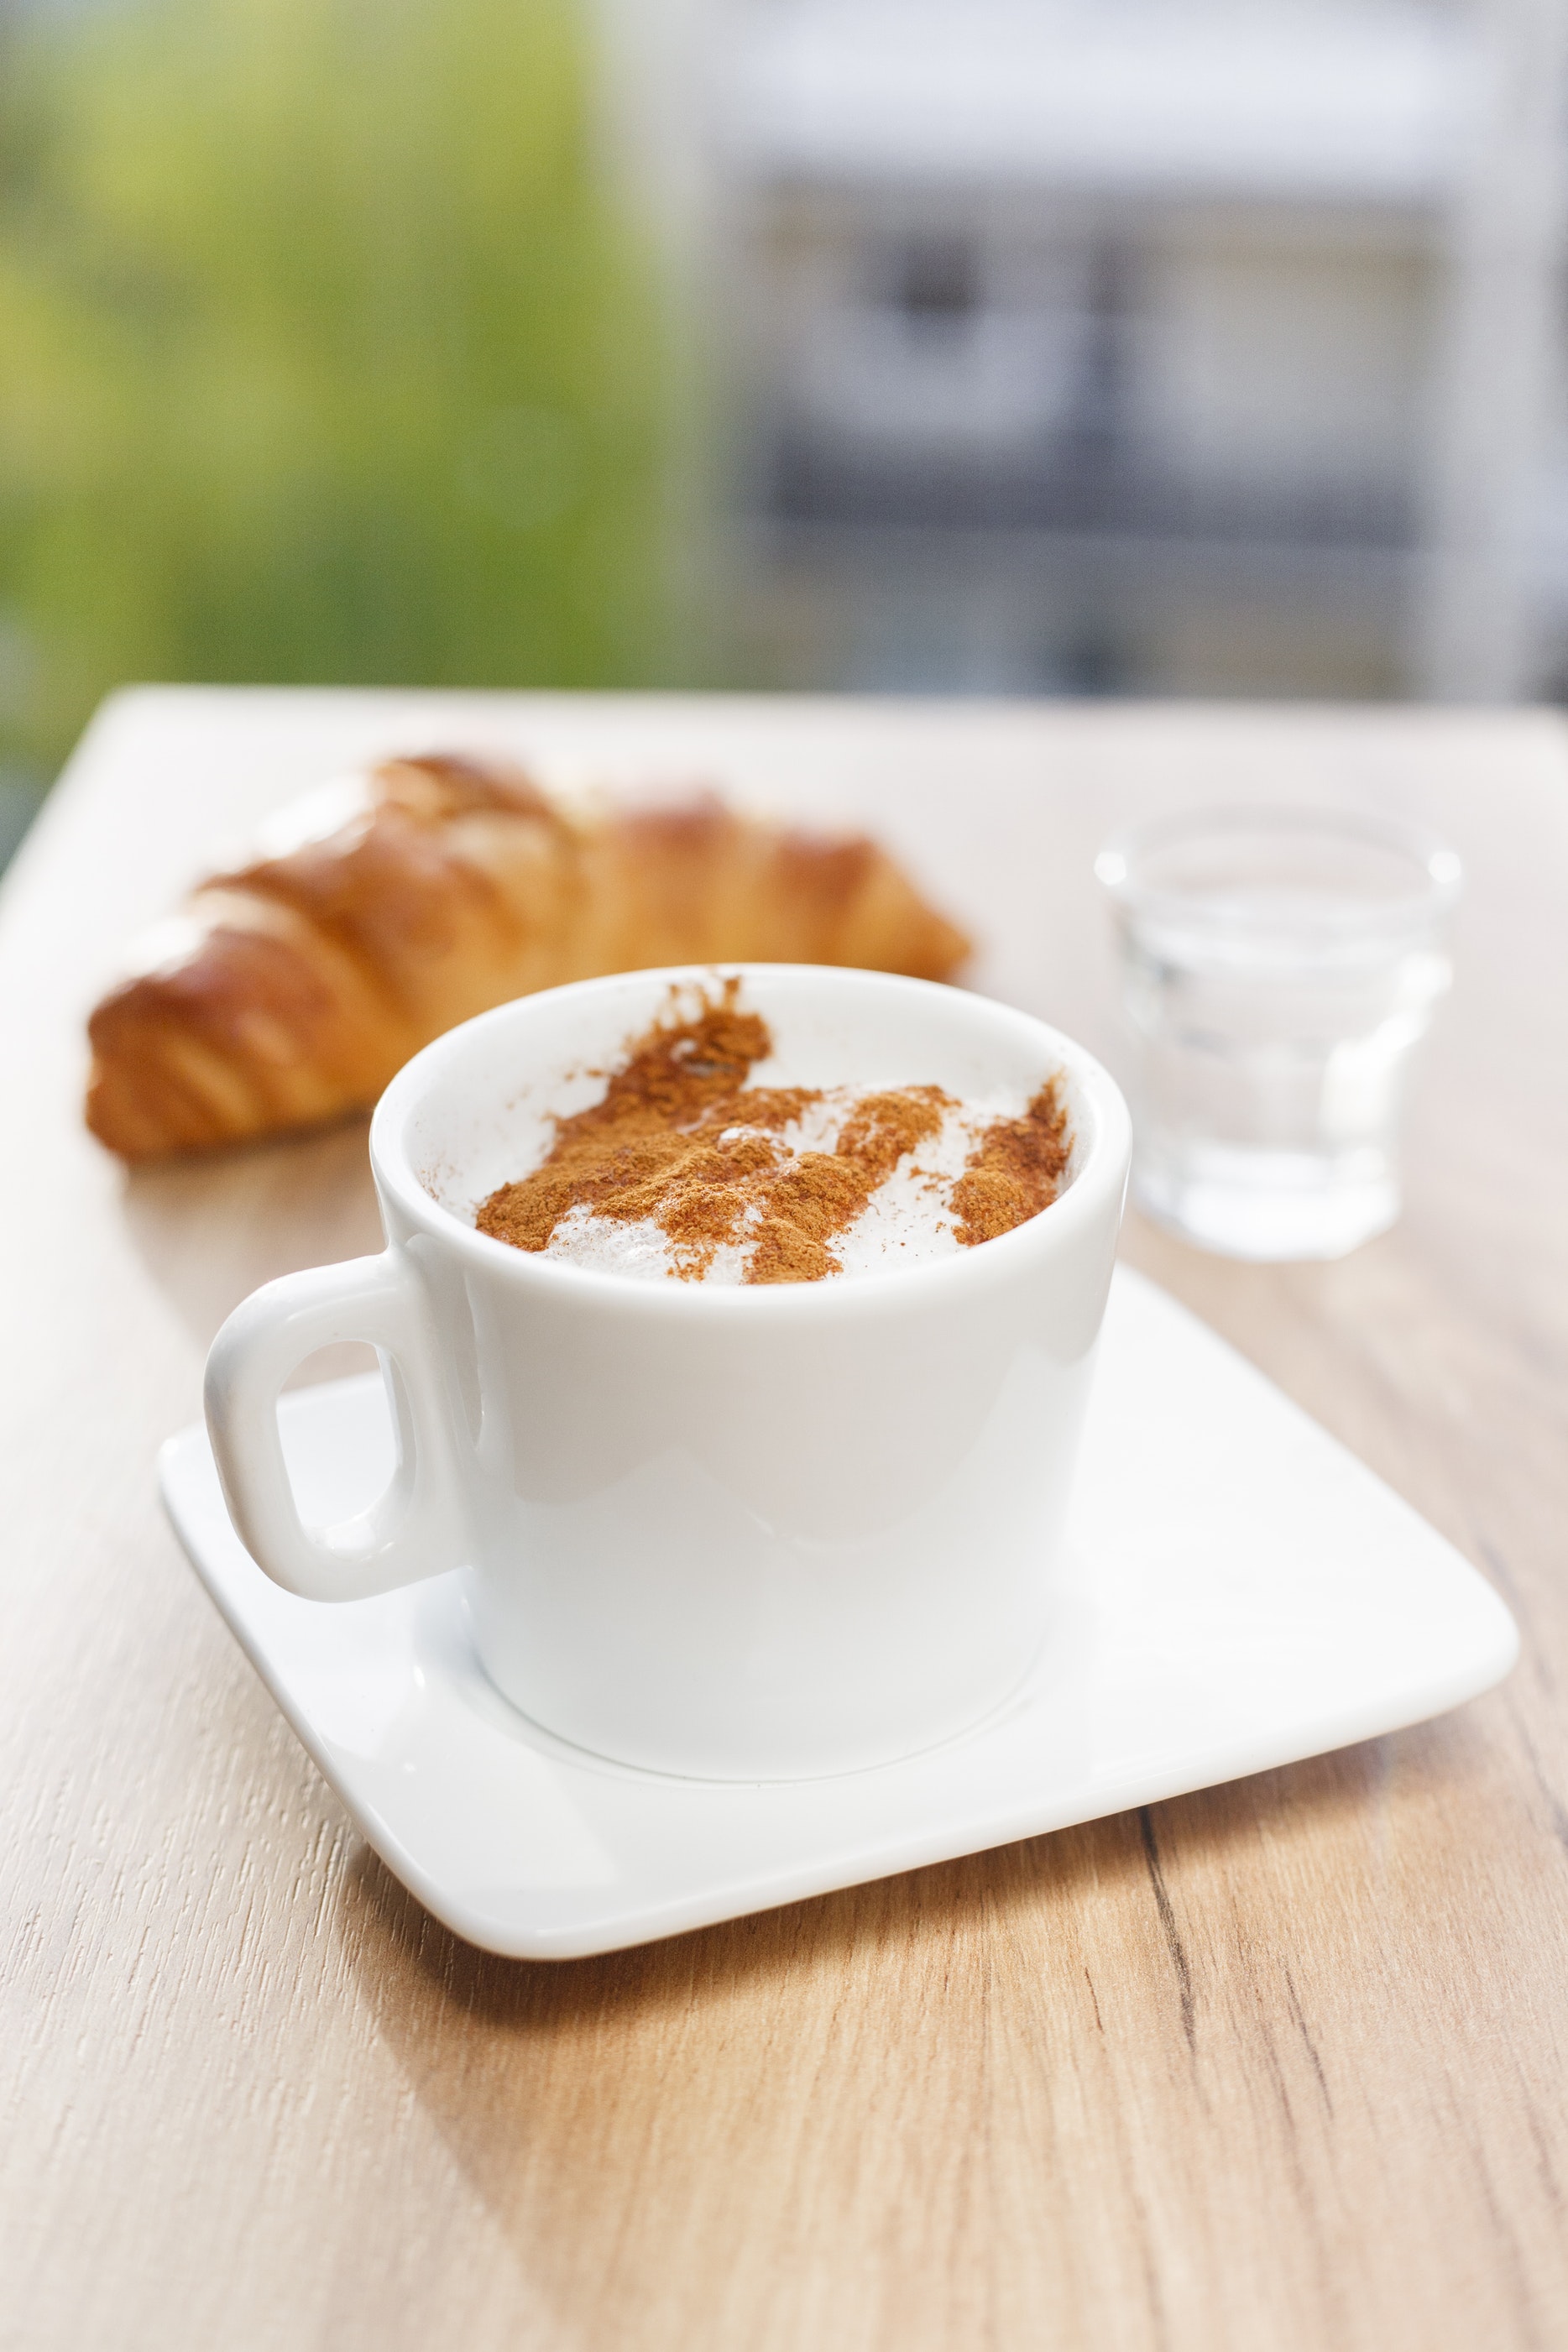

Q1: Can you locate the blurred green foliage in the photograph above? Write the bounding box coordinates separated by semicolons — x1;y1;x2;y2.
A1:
0;0;666;782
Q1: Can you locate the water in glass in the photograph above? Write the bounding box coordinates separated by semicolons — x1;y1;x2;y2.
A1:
1097;809;1462;1261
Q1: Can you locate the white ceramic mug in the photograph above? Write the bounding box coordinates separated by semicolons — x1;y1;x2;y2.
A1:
205;964;1131;1779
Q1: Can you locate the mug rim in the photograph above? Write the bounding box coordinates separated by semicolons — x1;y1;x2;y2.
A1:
369;963;1131;1318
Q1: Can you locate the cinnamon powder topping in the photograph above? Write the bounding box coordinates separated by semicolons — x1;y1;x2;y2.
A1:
951;1087;1073;1247
475;980;1071;1283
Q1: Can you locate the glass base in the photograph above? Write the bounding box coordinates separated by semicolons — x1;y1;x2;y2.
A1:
1134;1143;1400;1262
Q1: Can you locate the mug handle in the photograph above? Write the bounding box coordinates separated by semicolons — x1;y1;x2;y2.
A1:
204;1252;463;1602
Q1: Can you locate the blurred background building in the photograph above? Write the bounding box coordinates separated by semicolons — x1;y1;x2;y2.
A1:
3;0;1568;860
690;0;1568;700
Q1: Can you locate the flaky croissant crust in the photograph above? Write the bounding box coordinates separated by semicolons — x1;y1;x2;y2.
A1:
86;752;971;1160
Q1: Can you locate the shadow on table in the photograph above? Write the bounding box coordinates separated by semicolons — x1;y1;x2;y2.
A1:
331;1715;1488;2333
120;1116;383;1359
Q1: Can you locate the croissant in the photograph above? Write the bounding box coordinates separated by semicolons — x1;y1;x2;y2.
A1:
86;752;971;1160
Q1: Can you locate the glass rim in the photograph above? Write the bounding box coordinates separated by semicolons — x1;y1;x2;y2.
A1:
1094;802;1465;933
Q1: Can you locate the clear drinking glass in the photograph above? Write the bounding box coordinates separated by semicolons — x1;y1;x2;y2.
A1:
1095;807;1463;1261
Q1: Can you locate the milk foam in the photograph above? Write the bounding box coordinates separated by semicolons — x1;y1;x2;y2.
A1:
536;1087;1030;1284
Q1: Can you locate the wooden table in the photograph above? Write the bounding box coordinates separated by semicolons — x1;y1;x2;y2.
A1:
4;690;1566;2352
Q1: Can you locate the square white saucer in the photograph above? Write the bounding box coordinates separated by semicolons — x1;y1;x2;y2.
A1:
159;1267;1517;1961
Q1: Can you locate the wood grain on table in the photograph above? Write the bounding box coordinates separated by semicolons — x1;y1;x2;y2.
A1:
3;691;1566;2352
